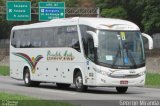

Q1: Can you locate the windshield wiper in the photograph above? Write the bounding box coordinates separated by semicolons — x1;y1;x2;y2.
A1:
112;45;121;67
124;42;137;68
112;41;137;68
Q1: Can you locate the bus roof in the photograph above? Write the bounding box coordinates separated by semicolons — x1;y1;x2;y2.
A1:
12;17;140;31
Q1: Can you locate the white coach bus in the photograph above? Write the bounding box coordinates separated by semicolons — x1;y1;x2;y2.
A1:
10;17;153;93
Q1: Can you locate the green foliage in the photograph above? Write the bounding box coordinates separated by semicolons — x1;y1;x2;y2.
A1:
101;7;127;19
0;0;5;5
94;0;160;34
94;0;120;8
0;92;74;106
94;0;146;30
142;0;160;34
0;66;9;76
122;0;145;30
0;92;36;100
146;73;160;88
0;0;160;38
63;0;78;7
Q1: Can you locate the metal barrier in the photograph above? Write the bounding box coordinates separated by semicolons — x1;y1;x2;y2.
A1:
0;39;9;62
0;39;9;48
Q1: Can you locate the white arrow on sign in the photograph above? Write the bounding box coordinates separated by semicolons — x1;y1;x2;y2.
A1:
9;9;12;12
41;9;44;13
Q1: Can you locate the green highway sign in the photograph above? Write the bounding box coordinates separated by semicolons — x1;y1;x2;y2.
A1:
6;1;31;21
39;2;65;21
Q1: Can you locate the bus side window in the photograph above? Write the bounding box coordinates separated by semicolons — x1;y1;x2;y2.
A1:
82;38;88;56
14;30;21;48
12;31;15;39
57;25;80;52
11;31;20;48
16;40;20;48
87;36;95;61
11;31;16;47
31;29;42;47
80;25;96;60
67;26;80;52
57;27;65;47
71;39;80;51
42;28;54;47
20;30;30;48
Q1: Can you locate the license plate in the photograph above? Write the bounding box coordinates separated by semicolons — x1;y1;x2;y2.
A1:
120;80;128;84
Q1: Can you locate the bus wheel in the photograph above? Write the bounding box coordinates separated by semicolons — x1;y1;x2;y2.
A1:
56;83;71;88
24;68;39;87
75;72;88;92
116;87;128;93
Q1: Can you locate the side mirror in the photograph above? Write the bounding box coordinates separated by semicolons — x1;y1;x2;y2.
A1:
86;31;98;47
142;33;153;50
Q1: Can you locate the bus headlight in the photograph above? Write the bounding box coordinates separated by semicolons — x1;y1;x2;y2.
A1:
138;71;145;76
93;68;110;76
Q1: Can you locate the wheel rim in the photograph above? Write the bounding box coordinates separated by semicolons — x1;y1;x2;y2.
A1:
25;72;29;84
76;76;82;88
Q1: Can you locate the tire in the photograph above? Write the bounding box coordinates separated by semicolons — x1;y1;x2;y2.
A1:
56;83;71;88
23;68;39;87
74;71;88;92
33;81;40;87
116;87;128;93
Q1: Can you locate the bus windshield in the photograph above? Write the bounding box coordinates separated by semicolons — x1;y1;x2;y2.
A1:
97;30;145;69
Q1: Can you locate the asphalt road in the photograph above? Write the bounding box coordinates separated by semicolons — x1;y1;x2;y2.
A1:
0;76;160;106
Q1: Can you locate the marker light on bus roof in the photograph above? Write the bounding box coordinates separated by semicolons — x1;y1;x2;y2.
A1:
100;24;139;30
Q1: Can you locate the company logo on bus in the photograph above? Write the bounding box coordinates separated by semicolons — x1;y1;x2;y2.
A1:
13;53;43;74
47;50;75;61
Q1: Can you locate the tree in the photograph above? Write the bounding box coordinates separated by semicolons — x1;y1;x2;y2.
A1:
142;0;160;34
101;7;127;19
0;0;5;5
121;0;145;31
94;0;148;32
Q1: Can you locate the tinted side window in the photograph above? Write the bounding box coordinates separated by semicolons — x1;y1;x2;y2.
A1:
11;30;21;48
87;37;95;61
65;26;80;51
42;28;55;47
55;26;80;51
11;31;16;47
80;25;96;57
11;26;80;49
52;27;58;47
57;27;66;47
30;29;42;47
20;30;31;48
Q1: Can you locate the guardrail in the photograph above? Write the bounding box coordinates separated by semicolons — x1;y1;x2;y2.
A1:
0;6;99;16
